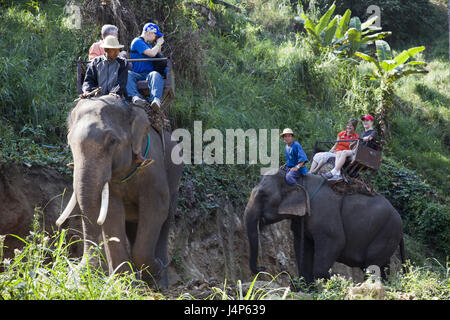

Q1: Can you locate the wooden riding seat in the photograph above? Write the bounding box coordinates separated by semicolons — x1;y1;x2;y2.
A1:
312;139;382;179
343;140;382;178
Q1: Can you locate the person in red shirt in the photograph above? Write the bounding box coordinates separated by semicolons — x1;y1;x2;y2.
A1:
89;25;119;61
322;118;359;181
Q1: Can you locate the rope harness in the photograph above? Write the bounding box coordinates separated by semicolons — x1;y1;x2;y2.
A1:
309;177;327;201
113;134;152;184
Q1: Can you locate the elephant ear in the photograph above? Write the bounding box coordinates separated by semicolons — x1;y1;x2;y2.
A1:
130;107;151;155
278;185;310;217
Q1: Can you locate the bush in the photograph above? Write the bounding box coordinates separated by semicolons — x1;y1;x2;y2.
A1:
373;158;450;258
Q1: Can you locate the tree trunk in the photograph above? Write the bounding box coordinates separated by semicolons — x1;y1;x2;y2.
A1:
448;0;450;61
376;82;394;143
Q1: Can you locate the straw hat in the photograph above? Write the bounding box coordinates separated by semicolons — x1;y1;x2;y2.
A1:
280;128;295;137
100;35;124;49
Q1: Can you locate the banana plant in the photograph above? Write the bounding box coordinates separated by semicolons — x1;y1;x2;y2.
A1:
295;3;391;58
333;15;392;58
295;2;338;53
355;40;428;141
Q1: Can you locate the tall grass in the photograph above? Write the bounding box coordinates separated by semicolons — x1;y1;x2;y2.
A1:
0;210;160;300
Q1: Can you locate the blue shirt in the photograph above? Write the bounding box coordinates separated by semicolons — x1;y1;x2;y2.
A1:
130;37;154;73
285;141;309;175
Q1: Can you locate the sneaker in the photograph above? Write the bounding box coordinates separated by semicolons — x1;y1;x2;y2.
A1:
132;96;147;107
150;97;161;111
328;174;343;182
321;171;333;179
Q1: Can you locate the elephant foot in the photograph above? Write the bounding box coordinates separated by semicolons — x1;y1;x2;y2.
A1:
155;258;171;289
136;258;170;288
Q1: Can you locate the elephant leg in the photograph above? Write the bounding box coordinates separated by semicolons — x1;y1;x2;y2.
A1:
312;234;344;280
291;218;313;284
154;215;171;288
132;188;170;285
301;238;314;284
101;196;133;275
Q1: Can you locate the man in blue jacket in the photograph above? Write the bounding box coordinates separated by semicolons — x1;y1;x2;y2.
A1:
279;128;309;185
127;22;165;109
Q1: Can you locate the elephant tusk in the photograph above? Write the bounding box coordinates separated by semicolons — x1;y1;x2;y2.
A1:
97;182;109;226
56;192;77;227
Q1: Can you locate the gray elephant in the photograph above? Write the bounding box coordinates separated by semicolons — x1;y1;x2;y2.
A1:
56;95;182;288
244;169;405;283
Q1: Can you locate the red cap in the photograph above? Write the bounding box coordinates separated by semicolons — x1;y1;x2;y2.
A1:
361;114;374;121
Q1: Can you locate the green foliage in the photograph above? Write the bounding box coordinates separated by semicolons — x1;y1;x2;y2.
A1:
373;159;450;257
302;0;440;45
355;40;428;82
295;2;337;50
296;2;391;57
0;121;72;175
0;210;160;300
0;2;95;142
386;260;450;300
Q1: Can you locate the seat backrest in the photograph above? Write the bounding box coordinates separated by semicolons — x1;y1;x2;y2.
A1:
353;141;382;171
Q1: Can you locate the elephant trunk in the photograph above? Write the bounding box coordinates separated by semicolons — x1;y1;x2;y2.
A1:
244;190;264;274
73;157;111;230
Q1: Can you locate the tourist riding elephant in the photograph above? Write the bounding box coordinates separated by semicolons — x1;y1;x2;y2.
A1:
56;95;183;288
244;169;405;283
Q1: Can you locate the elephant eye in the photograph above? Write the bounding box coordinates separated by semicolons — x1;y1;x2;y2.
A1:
109;135;117;145
104;131;119;147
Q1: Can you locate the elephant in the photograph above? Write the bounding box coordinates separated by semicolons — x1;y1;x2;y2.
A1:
56;95;183;288
244;169;405;284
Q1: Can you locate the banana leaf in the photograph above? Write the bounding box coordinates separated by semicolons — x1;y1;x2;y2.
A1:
315;2;336;35
387;68;429;83
406;46;426;57
349;16;361;32
381;59;398;72
355;51;382;72
375;40;392;61
335;9;351;39
361;31;392;44
361;15;378;30
406;61;427;66
347;28;361;49
323;16;339;45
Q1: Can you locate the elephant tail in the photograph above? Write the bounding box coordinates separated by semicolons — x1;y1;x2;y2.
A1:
399;235;406;274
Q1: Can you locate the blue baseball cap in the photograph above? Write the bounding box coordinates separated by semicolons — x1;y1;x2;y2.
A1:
143;22;163;37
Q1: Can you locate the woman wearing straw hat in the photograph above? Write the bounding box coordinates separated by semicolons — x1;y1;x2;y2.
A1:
81;35;128;99
280;128;309;185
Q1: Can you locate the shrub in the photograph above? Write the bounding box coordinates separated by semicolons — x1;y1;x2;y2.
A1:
373;158;450;258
